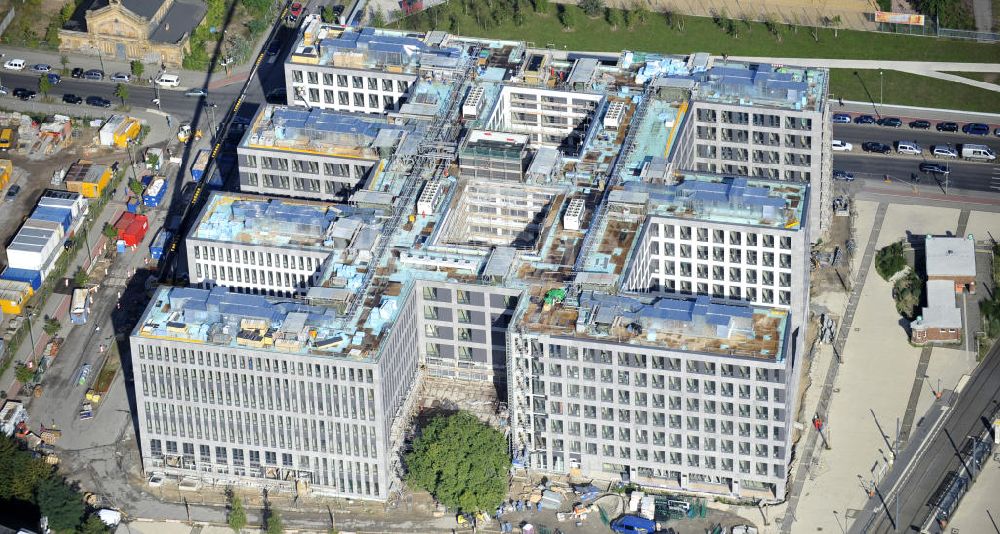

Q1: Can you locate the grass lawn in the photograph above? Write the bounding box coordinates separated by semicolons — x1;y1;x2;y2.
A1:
947;71;1000;84
397;1;999;63
828;69;1000;113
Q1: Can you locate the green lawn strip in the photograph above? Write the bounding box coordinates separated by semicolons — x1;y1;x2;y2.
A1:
945;71;1000;84
397;2;999;63
828;69;1000;114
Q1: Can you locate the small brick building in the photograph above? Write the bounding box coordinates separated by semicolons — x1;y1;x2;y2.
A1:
910;234;976;345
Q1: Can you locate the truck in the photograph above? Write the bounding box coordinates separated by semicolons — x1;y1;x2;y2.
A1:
961;143;996;161
149;228;170;260
176;123;202;144
191;149;210;181
142;177;167;207
70;288;92;325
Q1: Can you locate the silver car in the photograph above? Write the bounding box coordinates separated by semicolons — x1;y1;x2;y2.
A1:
931;145;958;158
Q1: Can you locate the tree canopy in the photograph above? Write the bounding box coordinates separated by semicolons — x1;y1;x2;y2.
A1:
405;412;510;512
0;436;52;501
36;476;85;532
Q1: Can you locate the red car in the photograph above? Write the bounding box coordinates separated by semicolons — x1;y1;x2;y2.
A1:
289;2;303;17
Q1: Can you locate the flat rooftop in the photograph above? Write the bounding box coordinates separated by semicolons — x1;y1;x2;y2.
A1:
925;234;976;278
616;174;807;230
520;289;788;361
241;105;405;159
674;60;827;112
190;192;383;251
289;25;463;74
135;286;405;361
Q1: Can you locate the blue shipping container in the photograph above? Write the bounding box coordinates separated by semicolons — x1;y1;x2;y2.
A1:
142;178;167;207
126;197;140;214
1;267;42;290
150;228;171;260
140;174;154;187
30;206;73;233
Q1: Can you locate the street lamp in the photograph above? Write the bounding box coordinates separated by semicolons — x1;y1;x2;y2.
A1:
207;103;218;142
879;70;884;107
97;46;106;75
24;307;36;361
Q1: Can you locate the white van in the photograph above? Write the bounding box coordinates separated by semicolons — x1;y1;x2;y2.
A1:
895;141;922;156
961;143;996;161
3;59;25;71
155;73;180;88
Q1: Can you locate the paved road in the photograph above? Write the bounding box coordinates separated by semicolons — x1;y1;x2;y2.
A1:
833;153;999;192
851;340;1000;533
832;123;999;152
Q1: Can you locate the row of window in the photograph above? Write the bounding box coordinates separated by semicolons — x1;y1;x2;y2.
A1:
242;156;371;178
139;363;377;421
694;109;814;131
648;224;793;249
194;263;312;290
646;280;792;306
296;87;399;111
648;242;794;268
136;344;374;382
147;439;380;496
192;246;322;270
290;70;410;94
144;401;377;459
541;444;785;478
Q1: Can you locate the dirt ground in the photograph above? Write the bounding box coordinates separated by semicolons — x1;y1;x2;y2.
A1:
0;117;124;268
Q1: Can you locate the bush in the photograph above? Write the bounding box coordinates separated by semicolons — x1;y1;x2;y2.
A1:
557;4;575;28
580;0;603;17
875;241;907;281
15;363;34;384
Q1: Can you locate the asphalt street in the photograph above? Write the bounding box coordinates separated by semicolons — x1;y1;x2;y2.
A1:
833;153;999;192
851;340;1000;533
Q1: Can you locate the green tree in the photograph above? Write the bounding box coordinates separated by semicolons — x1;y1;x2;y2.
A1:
60;1;76;23
114;83;129;107
130;60;144;79
102;222;118;239
129;178;145;196
73;267;89;286
15;363;34;384
228;491;247;532
557;4;575;29
981;296;1000;338
875;241;907;280
79;515;110;534
241;0;272;17
205;0;226;27
369;7;386;27
43;317;61;336
265;508;284;534
36;476;85;532
405;412;510;512
605;7;623;29
321;4;336;23
0;436;52;501
38;74;51;97
533;0;549;14
631;0;649;25
60;54;69;75
580;0;603;17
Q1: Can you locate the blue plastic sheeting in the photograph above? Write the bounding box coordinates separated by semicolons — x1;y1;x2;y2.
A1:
0;267;42;290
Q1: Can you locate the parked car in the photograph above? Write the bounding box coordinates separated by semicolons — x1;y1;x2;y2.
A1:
46;73;61;85
831;113;852;124
833;170;855;181
908;120;931;129
154;73;180;87
147;472;165;488
86;96;111;108
13;88;36;101
31;63;51;73
267;41;282;56
895;141;922;155
83;69;104;81
3;59;25;70
862;141;892;154
962;122;990;136
877;117;902;128
111;72;131;83
919;162;950;174
289;2;304;17
184;88;207;97
995;128;1000;137
854;114;876;125
0;86;7;95
62;94;84;105
831;139;853;152
936;121;959;132
931;145;958;158
71;67;84;78
5;184;21;201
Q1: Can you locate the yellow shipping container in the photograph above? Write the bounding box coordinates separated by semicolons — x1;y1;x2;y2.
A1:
0;159;11;189
65;160;112;198
113;118;141;149
0;279;32;315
